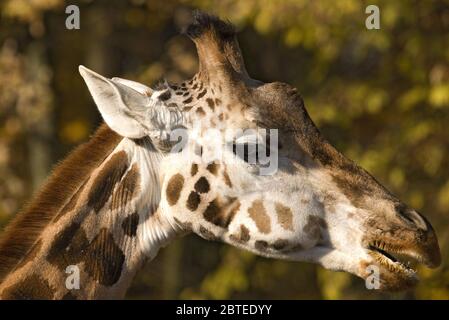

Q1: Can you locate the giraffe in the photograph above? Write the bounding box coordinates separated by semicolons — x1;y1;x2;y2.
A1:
0;12;441;299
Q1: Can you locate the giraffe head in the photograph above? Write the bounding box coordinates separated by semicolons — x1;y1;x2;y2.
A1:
79;12;440;291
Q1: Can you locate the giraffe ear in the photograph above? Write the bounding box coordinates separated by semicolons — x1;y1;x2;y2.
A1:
111;77;153;96
79;65;149;139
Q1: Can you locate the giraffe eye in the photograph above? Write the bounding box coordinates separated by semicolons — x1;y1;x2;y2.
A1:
231;133;273;165
232;142;250;162
231;141;271;164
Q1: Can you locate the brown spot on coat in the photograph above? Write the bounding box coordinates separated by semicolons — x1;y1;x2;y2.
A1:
183;97;193;104
191;164;198;176
275;202;294;231
255;240;268;251
47;222;89;270
248;200;271;234
203;199;220;225
159;90;171;101
194;177;210;194
88;151;128;213
223;169;232;188
229;224;250;243
121;212;139;237
174;217;192;231
196;107;206;116
206;98;215;111
111;164;140;211
47;222;83;268
166;174;184;206
206;162;220;175
272;239;289;250
204;199;238;228
197;89;207;99
303;215;326;240
1;274;54;300
227;200;241;224
199;226;219;241
187;191;201;211
83;228;125;286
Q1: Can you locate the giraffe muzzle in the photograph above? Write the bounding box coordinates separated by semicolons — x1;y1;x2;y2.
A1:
362;222;441;290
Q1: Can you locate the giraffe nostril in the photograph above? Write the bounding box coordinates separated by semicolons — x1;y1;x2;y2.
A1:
411;211;430;231
406;210;430;231
394;203;441;268
395;203;427;230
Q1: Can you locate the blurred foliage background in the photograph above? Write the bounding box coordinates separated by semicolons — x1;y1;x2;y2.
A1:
0;0;448;299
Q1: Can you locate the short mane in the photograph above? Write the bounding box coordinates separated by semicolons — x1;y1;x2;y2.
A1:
0;123;122;282
184;10;236;40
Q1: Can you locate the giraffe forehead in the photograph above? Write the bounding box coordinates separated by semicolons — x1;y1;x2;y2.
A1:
165;79;247;128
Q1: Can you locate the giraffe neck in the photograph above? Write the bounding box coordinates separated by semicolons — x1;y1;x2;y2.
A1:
0;134;175;299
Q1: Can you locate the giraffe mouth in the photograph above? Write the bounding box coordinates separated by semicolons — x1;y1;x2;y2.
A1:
368;243;418;273
366;241;420;289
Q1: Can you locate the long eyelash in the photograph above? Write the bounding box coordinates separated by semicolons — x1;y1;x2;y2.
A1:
232;142;272;163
